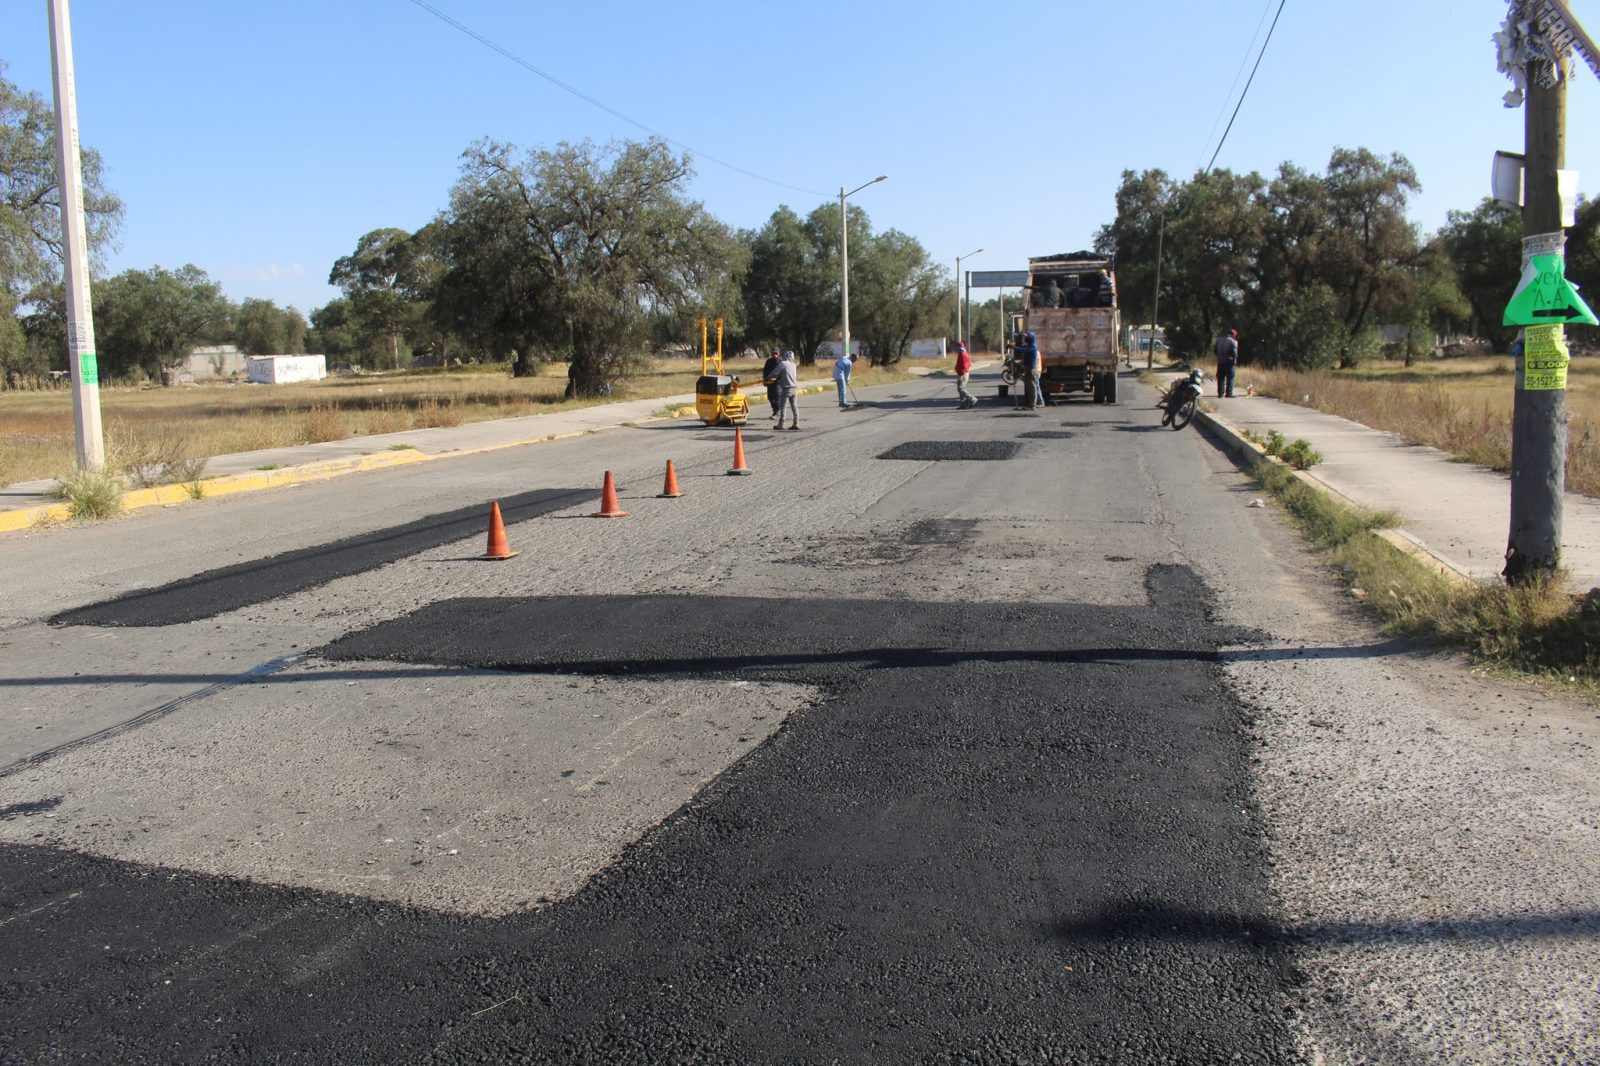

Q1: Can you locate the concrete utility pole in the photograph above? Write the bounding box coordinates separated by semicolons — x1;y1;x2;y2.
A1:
48;0;104;470
1504;48;1568;585
955;247;982;346
1147;215;1165;371
839;175;886;366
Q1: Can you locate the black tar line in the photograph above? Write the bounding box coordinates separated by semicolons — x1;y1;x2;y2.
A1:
0;655;304;781
1;570;1299;1063
48;487;588;628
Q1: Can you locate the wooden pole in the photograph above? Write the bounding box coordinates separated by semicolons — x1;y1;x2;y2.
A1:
1504;49;1567;585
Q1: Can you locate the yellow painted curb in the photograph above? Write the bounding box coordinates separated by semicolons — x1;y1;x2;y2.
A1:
0;448;432;534
0;378;848;535
0;502;72;533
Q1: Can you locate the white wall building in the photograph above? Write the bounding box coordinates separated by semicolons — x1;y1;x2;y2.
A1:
246;354;327;384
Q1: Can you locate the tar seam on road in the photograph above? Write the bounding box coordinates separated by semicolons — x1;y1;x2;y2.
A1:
49;487;590;628
0;654;303;781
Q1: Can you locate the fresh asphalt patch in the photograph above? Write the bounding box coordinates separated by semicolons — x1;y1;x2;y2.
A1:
1;568;1299;1062
877;441;1021;461
1018;430;1076;439
48;487;587;628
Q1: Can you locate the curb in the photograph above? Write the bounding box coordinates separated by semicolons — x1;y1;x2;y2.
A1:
1194;407;1476;588
0;378;844;535
0;448;432;534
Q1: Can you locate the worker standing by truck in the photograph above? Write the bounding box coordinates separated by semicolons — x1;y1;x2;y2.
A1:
1018;331;1045;408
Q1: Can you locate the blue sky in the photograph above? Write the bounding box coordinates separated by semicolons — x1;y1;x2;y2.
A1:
2;1;1596;316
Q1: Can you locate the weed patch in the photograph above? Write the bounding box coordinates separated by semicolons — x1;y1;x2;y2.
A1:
1251;460;1600;691
51;466;124;520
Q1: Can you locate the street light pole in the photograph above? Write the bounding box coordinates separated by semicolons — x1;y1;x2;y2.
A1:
954;247;982;347
48;0;104;470
840;175;886;365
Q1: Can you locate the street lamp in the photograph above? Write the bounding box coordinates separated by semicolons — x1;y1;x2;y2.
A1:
954;247;982;347
840;175;887;365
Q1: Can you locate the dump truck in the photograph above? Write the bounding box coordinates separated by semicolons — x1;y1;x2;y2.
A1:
1011;252;1122;404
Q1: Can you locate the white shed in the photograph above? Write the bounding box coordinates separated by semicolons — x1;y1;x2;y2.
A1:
246;355;327;385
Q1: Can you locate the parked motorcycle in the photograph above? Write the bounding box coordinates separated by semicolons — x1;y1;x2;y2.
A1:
1157;368;1205;429
999;352;1022;386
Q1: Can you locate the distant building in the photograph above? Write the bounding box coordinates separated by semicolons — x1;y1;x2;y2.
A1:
185;344;248;381
818;338;948;360
246;355;327;384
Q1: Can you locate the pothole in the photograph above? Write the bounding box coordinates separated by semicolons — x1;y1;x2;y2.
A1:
877;441;1021;461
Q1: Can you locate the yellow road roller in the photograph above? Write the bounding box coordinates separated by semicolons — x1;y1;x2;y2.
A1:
694;316;749;426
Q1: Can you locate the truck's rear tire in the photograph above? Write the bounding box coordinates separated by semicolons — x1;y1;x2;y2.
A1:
1104;372;1118;404
1091;373;1107;404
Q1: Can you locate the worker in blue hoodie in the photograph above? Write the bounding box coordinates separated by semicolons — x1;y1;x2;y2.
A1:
1017;331;1045;408
833;349;856;407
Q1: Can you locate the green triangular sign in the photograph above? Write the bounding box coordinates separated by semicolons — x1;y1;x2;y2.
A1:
1504;254;1599;327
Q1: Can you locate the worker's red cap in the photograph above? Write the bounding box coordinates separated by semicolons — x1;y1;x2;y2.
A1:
1229;328;1239;337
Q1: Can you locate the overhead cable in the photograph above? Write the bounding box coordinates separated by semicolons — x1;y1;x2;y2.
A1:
1205;0;1290;175
404;0;829;198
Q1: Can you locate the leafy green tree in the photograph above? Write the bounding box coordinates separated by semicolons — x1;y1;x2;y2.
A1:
1094;168;1176;328
438;138;736;394
329;227;431;368
741;204;854;366
93;265;231;379
851;229;952;365
306;297;377;364
1103;149;1449;368
0;64;123;304
231;297;307;355
1437;198;1521;349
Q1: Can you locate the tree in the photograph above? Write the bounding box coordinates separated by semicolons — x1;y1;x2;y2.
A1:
741;204;852;366
232;297;307;355
850;229;952;365
436;138;736;394
329;227;430;368
0;64;123;305
93;265;231;379
1438;198;1522;349
306;297;375;364
1102;148;1448;368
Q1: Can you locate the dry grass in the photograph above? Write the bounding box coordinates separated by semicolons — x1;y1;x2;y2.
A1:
1253;460;1600;693
1233;355;1600;497
0;355;937;485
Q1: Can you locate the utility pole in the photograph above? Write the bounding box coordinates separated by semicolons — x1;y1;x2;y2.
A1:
48;0;104;470
1147;214;1165;371
1504;47;1567;585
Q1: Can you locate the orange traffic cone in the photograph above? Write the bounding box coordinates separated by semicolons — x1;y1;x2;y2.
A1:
727;427;751;476
593;470;629;518
659;459;682;498
482;501;518;560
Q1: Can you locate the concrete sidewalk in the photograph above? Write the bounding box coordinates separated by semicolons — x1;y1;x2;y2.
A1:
0;378;843;532
1184;385;1600;590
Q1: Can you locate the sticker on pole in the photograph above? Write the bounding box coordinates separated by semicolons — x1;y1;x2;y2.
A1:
1503;254;1599;326
1523;325;1570;391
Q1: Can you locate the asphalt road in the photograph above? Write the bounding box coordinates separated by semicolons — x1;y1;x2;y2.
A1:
1;369;1595;1063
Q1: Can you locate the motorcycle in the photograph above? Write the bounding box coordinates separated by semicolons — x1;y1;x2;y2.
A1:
999;352;1022;386
1157;368;1204;429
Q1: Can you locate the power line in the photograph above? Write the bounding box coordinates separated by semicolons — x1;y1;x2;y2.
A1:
1196;0;1279;172
1205;0;1290;175
404;0;829;198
